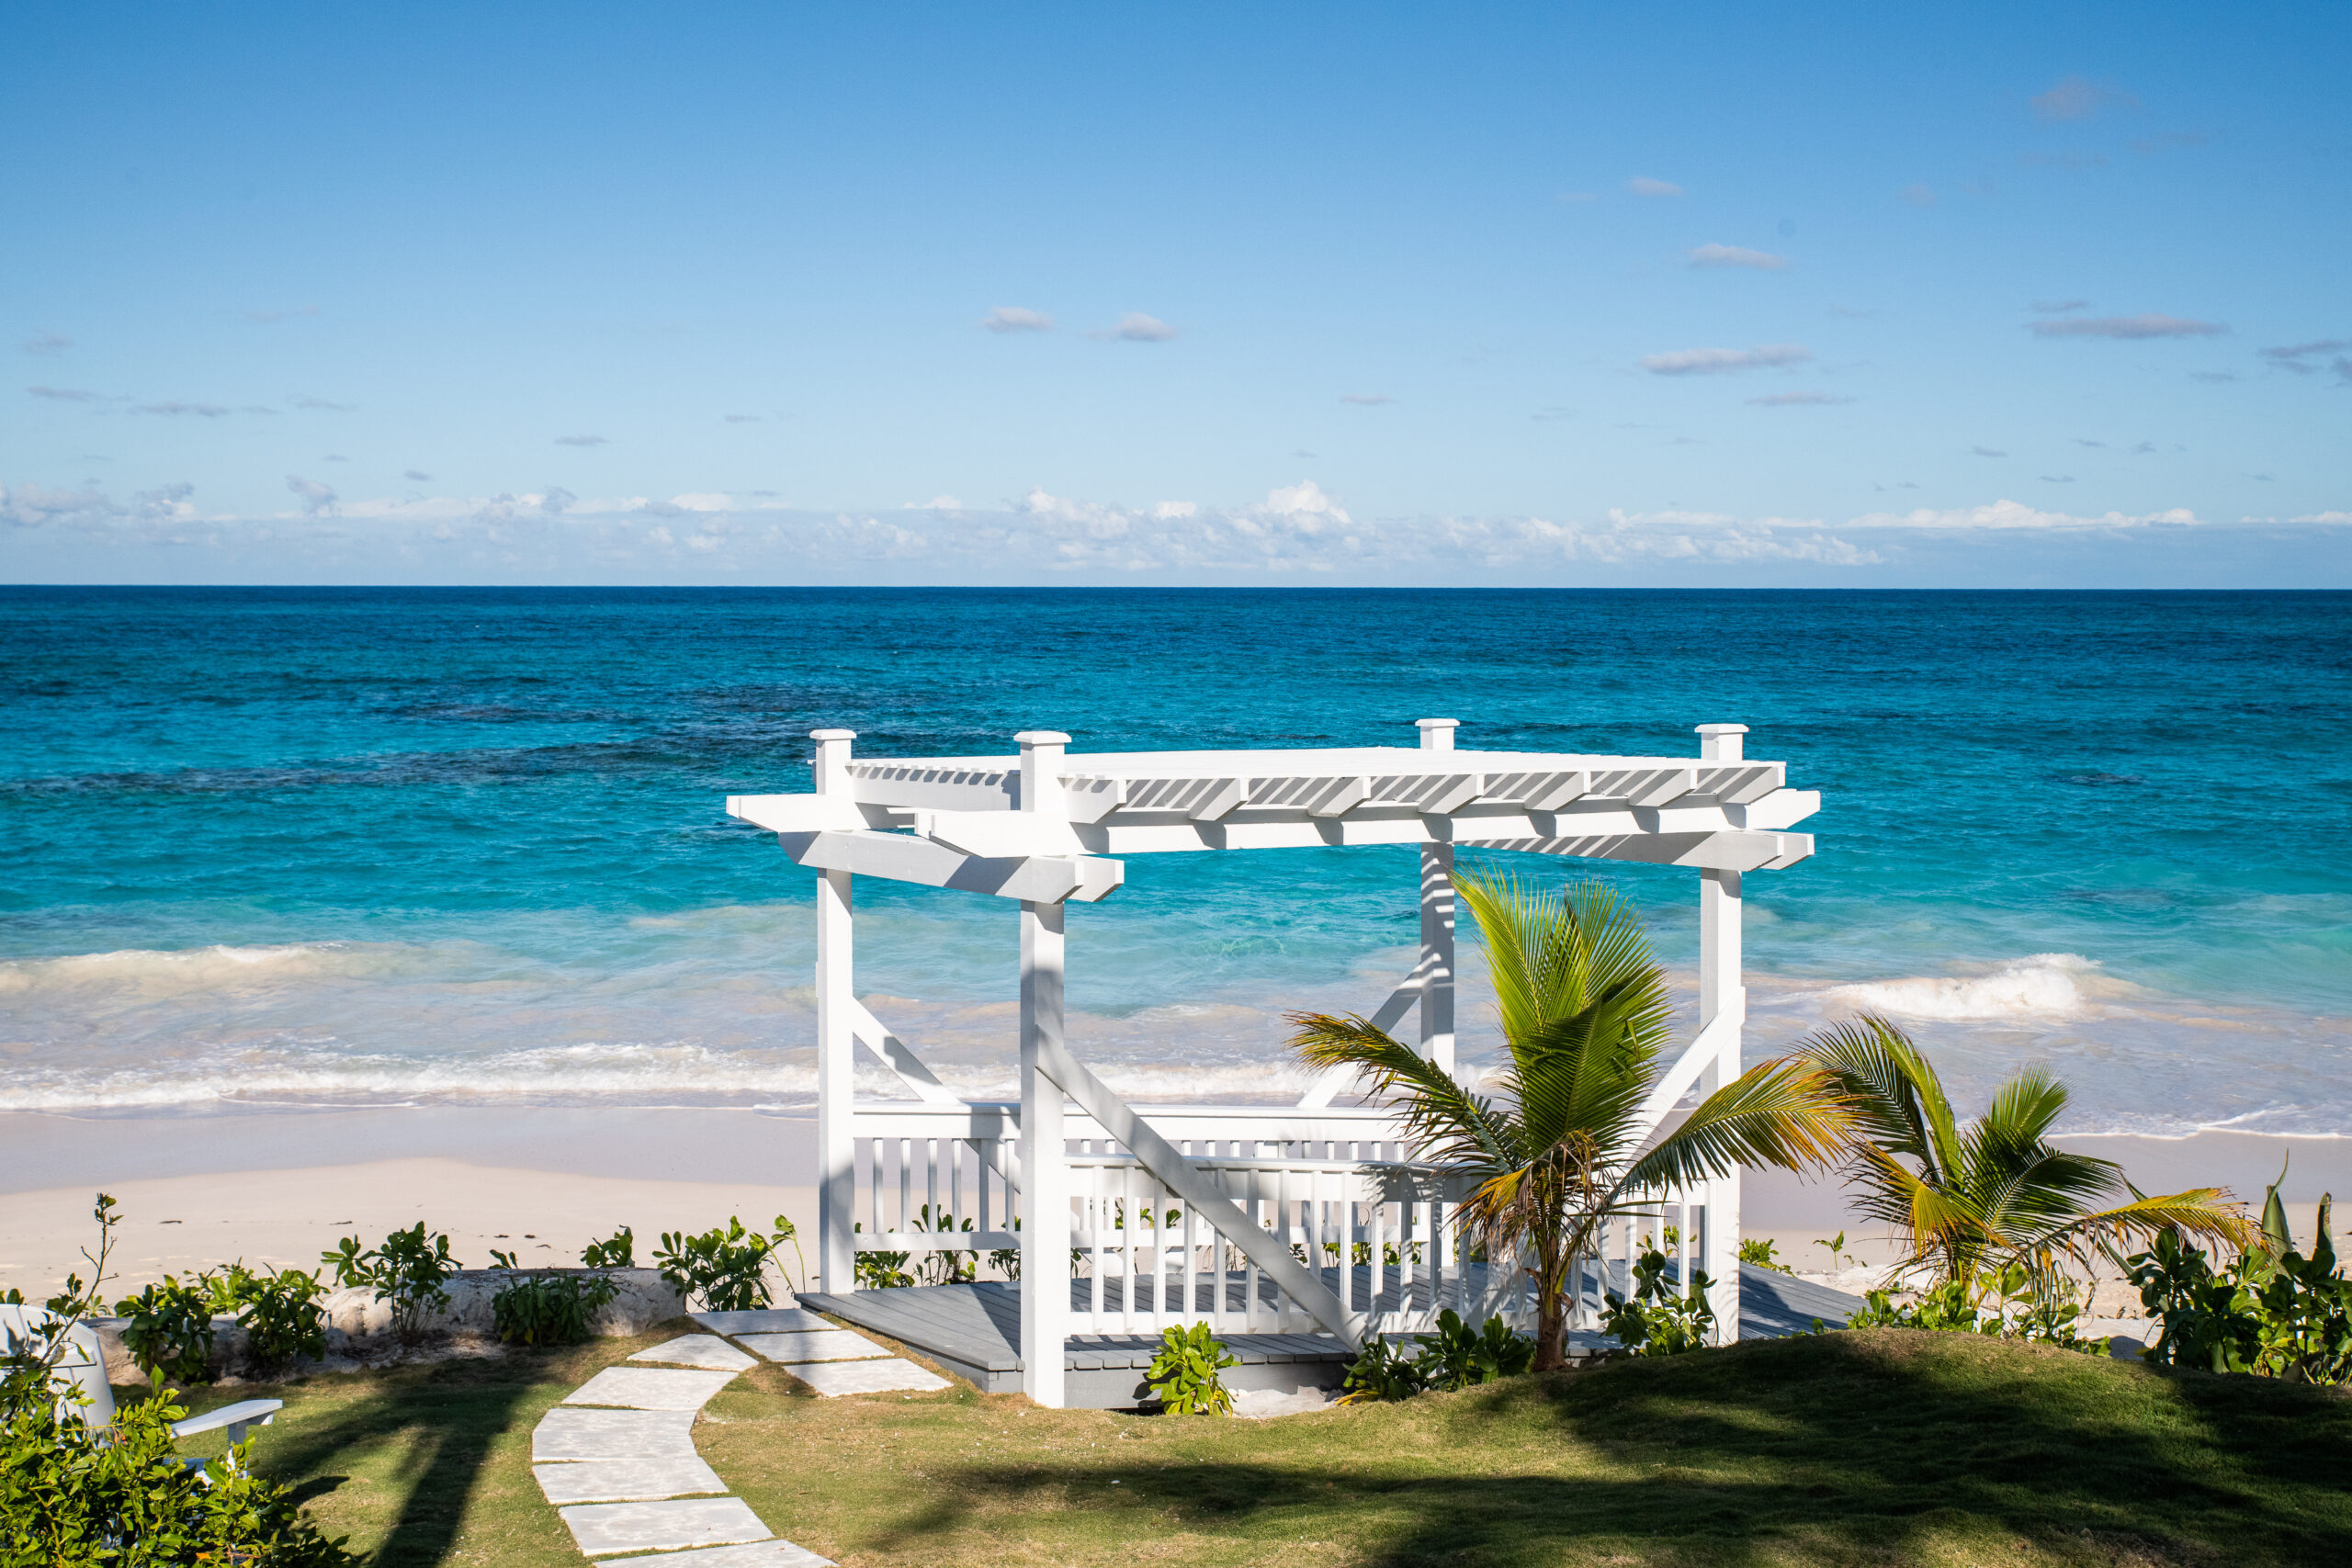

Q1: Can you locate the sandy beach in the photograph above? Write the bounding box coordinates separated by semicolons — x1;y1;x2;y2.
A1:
4;1104;2342;1303
0;1107;818;1295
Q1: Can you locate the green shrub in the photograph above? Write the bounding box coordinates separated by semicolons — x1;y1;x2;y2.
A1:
656;1215;797;1311
322;1223;459;1344
1339;1335;1425;1404
206;1263;328;1372
1842;1262;2103;1354
1414;1306;1537;1388
1601;1248;1718;1357
2130;1192;2352;1383
0;1389;353;1565
1144;1322;1238;1415
1739;1237;1792;1273
119;1277;215;1390
491;1272;622;1348
581;1225;636;1269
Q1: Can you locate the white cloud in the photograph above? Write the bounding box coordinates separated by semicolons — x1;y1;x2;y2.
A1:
28;386;98;401
2292;512;2352;525
1340;393;1395;405
1847;500;2199;530
1105;312;1178;342
135;400;231;417
1627;176;1682;197
980;306;1055;333
402;469;433;482
2031;299;2090;314
1688;243;1788;270
2031;74;2135;122
1747;391;1853;406
1972;446;2007;458
671;492;734;512
21;333;72;355
1641;344;1812;376
906;495;963;511
555;434;611;446
2029;313;2224;339
288;394;355;411
286;475;336;513
1151;501;1196;520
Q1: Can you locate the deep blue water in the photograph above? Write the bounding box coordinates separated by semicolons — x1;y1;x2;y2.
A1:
3;586;2346;1132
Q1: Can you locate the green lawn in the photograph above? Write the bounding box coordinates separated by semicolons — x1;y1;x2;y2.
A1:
174;1325;2352;1567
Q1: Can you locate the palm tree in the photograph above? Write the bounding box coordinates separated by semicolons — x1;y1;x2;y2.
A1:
1796;1015;2251;1299
1287;868;1854;1371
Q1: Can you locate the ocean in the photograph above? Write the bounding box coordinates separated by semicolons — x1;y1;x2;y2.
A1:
2;586;2346;1136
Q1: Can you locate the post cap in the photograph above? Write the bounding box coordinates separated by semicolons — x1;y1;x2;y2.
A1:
808;728;857;741
1414;717;1460;730
1693;724;1748;737
1014;730;1072;747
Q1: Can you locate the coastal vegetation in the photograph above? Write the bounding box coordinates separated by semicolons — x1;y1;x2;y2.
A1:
1286;869;1854;1371
135;1321;2352;1566
653;1214;802;1309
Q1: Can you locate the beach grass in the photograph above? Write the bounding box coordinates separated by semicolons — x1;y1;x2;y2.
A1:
171;1325;2352;1567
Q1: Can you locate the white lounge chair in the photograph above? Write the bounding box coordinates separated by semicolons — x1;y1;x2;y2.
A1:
1;1304;284;1465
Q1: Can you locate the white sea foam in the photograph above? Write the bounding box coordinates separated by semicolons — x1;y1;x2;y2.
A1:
0;942;418;999
1819;953;2129;1021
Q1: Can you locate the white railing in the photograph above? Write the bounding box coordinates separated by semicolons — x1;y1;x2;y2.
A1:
844;1100;1718;1346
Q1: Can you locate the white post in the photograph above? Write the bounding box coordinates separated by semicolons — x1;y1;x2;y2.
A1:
1016;730;1071;1406
810;728;858;1296
1694;723;1747;1342
1415;718;1458;1074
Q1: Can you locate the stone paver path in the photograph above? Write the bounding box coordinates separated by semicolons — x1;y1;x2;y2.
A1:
630;1334;758;1372
785;1358;952;1396
689;1308;832;1335
533;1298;837;1563
564;1367;741;1410
732;1330;888;1365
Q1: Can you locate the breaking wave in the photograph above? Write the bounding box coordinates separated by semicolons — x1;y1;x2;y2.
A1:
1819;953;2135;1021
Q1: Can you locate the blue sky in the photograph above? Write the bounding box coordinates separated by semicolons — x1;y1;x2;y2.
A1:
5;1;2347;585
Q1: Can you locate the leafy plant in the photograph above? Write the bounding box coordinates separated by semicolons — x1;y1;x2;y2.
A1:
1413;1307;1536;1389
1601;1247;1718;1357
658;1215;796;1310
1799;1016;2250;1302
850;1223;915;1289
1845;1261;2103;1353
908;1204;978;1285
322;1222;460;1344
2131;1179;2352;1384
1814;1229;1860;1272
1289;869;1855;1370
1144;1322;1238;1415
1339;1335;1427;1404
582;1225;637;1269
491;1271;622;1347
206;1261;329;1372
1739;1237;1792;1273
1;1384;355;1564
120;1275;216;1389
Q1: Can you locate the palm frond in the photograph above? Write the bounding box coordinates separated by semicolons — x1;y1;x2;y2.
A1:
1622;1059;1855;1193
1285;1010;1520;1171
1796;1015;1961;1181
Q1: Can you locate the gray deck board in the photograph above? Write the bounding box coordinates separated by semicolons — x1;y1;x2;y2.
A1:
797;1265;1862;1383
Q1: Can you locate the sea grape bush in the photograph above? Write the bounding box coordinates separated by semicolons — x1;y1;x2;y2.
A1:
1145;1322;1238;1415
1840;1261;2103;1354
1340;1309;1539;1402
1601;1248;1718;1357
2;1195;353;1565
207;1262;329;1372
657;1216;797;1311
322;1223;460;1344
581;1226;637;1269
2130;1194;2352;1384
119;1276;214;1389
491;1271;622;1347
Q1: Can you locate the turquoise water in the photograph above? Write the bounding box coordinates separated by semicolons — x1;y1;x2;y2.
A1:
2;587;2346;1132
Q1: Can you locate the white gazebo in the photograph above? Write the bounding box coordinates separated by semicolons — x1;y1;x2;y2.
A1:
727;718;1821;1407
